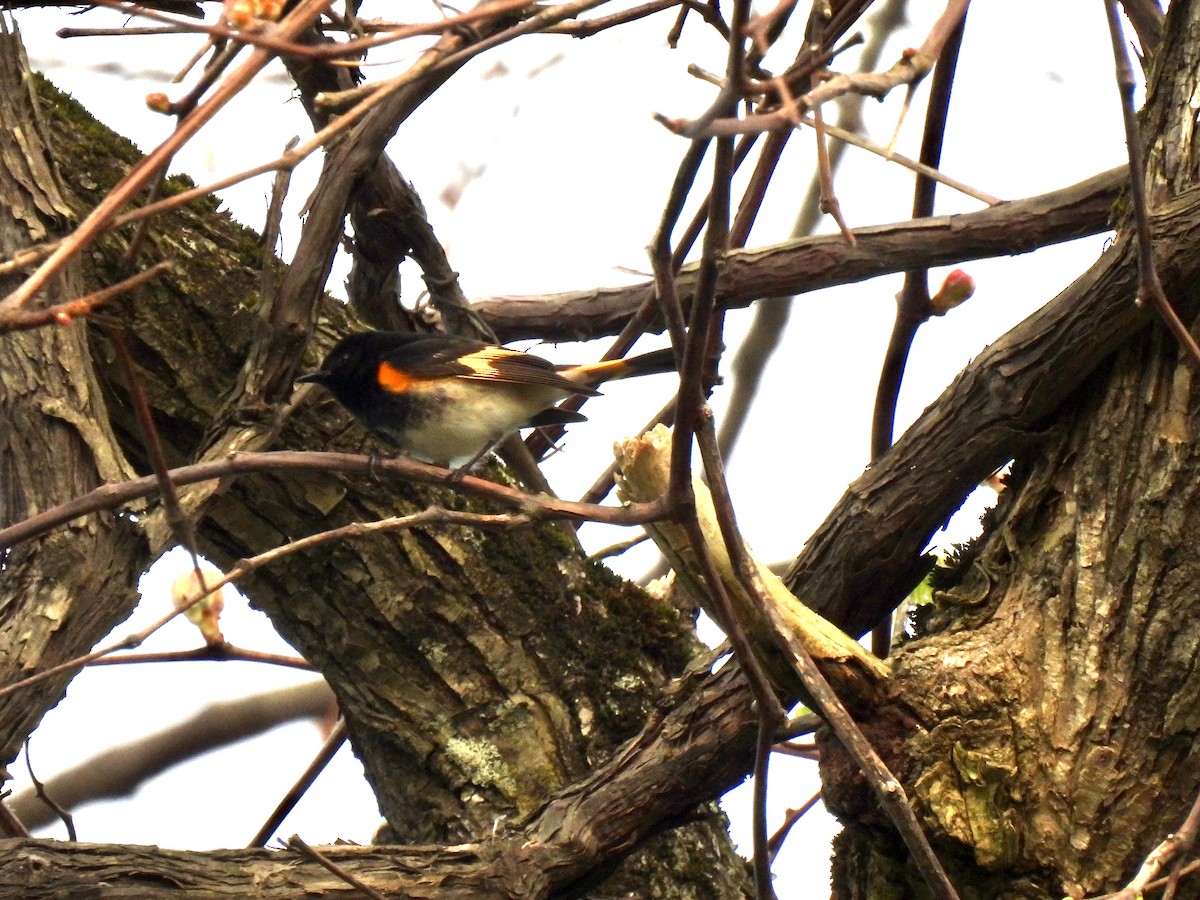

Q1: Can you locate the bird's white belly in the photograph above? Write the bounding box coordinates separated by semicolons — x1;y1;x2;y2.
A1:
402;380;568;467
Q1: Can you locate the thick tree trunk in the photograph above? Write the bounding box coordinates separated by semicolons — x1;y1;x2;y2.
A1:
823;2;1200;896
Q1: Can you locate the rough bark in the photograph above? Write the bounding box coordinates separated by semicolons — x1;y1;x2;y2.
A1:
821;1;1200;896
0;26;147;775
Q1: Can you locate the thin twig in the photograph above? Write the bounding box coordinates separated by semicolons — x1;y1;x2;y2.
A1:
680;21;787;879
718;0;906;460
57;25;188;37
78;0;322;58
100;321;198;549
812;102;856;244
576;397;676;507
798;0;969;110
122;171;170;263
1158;860;1200;900
0;450;670;554
0;496;663;704
694;413;789;899
667;135;733;508
314;0;613;110
548;0;683;36
87;645;312;670
659;107;1000;206
772;740;819;760
297;0;538;61
77;0;535;64
0;511;509;701
24;739;75;842
0;794;30;839
649;139;710;356
778;712;822;739
586;532;651;561
869;4;967;658
759;604;960;899
1094;784;1200;900
100;320;220;625
250;720;348;847
171;32;217;85
767;789;821;860
260;136;300;304
1117;0;1164;57
752;716;777;899
288;833;387;900
666;0;968;140
0;262;174;333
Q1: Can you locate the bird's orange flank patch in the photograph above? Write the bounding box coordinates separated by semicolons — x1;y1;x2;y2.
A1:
377;361;414;393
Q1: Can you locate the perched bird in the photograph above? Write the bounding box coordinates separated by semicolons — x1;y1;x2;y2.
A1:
296;330;676;471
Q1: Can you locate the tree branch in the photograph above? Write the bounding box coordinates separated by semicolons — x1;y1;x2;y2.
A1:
9;682;334;831
473;166;1124;342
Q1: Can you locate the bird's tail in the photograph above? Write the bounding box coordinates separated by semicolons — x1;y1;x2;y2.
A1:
560;348;677;389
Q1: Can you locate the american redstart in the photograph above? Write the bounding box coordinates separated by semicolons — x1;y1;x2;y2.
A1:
297;330;676;471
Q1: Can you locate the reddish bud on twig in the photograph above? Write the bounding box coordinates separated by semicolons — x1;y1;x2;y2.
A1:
930;268;975;315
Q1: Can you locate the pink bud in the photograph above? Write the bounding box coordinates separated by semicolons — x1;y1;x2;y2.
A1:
930;269;976;315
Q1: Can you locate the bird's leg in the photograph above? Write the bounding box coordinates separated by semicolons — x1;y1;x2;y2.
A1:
446;441;499;483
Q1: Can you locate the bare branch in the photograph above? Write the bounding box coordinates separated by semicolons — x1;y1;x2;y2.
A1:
9;682;335;832
474;167;1123;342
0;261;173;332
0;450;670;555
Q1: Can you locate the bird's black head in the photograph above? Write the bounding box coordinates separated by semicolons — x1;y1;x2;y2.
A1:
295;331;417;411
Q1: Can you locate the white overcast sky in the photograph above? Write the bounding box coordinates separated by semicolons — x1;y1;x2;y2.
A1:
6;1;1133;894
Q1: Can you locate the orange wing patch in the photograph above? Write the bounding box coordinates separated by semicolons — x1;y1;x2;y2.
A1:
377;360;415;393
